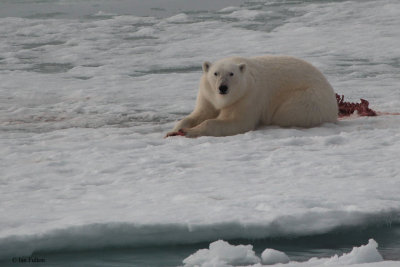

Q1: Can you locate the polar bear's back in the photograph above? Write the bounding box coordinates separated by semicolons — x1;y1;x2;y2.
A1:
244;55;338;127
249;56;330;88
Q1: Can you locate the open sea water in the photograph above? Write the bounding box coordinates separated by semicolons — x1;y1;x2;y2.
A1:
3;224;400;266
1;0;400;266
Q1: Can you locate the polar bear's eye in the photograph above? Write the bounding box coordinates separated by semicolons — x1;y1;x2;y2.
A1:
214;72;218;76
229;72;234;76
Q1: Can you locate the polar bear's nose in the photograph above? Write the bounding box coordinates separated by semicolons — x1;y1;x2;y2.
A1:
219;85;228;94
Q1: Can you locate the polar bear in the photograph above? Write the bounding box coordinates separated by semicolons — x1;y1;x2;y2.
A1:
166;55;338;138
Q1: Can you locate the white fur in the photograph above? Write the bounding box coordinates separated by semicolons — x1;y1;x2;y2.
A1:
167;55;338;137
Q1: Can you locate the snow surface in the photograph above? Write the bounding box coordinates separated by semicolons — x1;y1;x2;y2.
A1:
182;239;390;267
1;0;400;264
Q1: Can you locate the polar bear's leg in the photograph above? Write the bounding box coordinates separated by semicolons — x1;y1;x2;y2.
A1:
182;117;257;137
166;92;219;137
181;97;259;137
271;87;338;128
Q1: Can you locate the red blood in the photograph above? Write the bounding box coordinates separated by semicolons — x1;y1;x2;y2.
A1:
167;129;186;137
177;129;186;136
336;93;377;118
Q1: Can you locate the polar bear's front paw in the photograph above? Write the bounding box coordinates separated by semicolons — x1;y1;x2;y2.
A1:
165;129;186;138
181;128;201;138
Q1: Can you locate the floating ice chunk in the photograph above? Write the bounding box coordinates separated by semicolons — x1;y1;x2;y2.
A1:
218;6;241;13
183;240;260;267
261;248;290;265
326;239;383;265
277;239;385;266
134;27;156;37
182;239;387;267
93;11;116;17
223;10;266;20
165;13;191;23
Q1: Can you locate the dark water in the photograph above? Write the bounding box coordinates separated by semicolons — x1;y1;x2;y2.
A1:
2;224;399;267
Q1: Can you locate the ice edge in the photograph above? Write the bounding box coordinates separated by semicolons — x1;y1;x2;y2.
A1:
1;210;398;259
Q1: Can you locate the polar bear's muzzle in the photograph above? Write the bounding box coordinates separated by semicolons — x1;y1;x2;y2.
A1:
219;84;228;95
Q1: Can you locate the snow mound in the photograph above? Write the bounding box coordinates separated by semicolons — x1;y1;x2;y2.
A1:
183;240;260;267
261;248;290;265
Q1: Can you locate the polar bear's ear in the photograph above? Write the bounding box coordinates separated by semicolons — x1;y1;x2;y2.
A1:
239;63;246;73
202;61;211;73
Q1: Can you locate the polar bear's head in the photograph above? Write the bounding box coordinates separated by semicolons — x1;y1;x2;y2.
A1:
202;59;247;109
